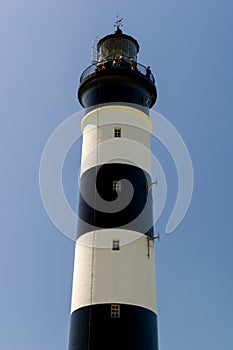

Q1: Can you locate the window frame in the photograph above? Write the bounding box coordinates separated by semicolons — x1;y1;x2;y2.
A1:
114;127;121;138
113;180;121;192
111;304;120;318
112;238;120;251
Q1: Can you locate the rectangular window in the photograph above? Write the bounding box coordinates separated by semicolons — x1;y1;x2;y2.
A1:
112;238;120;251
113;180;121;192
111;304;120;318
114;127;121;138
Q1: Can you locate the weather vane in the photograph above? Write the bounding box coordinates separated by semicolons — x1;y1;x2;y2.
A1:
114;14;123;31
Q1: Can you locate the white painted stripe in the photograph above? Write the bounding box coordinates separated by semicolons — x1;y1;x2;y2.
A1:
80;106;153;176
81;105;153;133
80;137;153;176
71;229;157;314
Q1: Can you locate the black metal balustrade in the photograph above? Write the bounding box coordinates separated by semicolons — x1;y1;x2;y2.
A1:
80;59;155;85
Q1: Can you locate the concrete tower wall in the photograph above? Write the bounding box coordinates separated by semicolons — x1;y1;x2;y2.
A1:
69;105;158;350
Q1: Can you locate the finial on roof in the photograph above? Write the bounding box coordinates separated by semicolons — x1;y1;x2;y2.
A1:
114;14;123;33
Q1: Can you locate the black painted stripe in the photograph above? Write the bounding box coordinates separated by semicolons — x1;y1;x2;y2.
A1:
78;69;157;109
77;163;154;237
69;304;158;350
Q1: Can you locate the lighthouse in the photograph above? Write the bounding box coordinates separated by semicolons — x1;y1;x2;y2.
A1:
68;22;159;350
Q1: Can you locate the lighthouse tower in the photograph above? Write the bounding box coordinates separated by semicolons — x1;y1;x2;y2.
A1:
68;24;159;350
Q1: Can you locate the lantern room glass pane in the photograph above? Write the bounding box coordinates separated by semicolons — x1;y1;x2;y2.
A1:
129;41;137;60
98;38;137;62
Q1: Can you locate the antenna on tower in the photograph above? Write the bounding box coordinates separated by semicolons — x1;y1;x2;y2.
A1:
91;36;98;64
114;14;123;31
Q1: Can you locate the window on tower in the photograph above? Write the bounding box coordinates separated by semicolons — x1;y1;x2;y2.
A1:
114;127;121;137
112;238;120;251
113;180;121;192
111;304;120;318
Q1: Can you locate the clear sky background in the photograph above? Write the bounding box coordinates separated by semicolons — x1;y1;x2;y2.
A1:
1;0;233;349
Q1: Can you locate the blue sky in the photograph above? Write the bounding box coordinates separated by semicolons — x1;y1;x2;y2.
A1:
1;0;233;349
